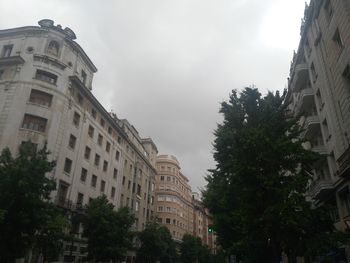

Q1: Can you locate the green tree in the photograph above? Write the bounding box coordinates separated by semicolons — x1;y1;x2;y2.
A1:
0;142;59;262
33;207;69;262
137;220;177;263
82;195;135;262
180;234;201;263
203;88;345;263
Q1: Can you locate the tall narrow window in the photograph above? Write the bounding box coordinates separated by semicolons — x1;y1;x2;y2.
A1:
88;125;94;138
113;168;118;179
84;146;91;160
21;114;47;133
106;141;111;153
68;134;77;149
1;45;13;58
35;70;57;85
64;158;73;174
100;180;106;193
91;175;97;188
333;28;344;51
324;0;333;21
29;89;53;107
98;134;103;146
73;112;81;127
81;70;87;85
80;168;87;182
103;160;108;172
310;63;317;82
47;40;59;56
111;187;116;198
94;154;100;166
115;150;120;161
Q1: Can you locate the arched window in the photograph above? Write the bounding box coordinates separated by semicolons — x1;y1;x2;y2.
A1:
47;40;59;56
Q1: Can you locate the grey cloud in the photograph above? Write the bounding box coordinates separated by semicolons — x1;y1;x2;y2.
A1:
0;0;305;190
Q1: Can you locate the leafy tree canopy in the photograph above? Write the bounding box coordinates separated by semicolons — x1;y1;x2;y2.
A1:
0;142;63;263
83;195;135;262
137;220;177;263
203;88;345;263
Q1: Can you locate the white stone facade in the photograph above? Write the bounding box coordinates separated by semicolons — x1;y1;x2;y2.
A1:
0;19;157;262
286;0;350;261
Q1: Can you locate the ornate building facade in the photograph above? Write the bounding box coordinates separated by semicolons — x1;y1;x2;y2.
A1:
0;19;157;262
285;0;350;261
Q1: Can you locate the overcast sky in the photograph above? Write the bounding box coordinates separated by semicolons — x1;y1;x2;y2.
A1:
0;0;307;191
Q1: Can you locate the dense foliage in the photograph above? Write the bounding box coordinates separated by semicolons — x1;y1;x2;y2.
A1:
83;195;135;262
180;234;212;263
203;88;345;263
137;220;177;263
0;142;66;262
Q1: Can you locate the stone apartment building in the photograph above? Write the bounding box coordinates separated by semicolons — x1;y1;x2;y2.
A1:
153;154;215;251
286;0;350;261
154;154;194;242
0;19;157;262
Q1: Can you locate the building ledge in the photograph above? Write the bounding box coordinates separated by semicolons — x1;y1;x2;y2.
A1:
0;55;25;66
33;54;67;70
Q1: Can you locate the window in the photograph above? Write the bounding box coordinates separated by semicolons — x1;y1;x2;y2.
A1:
35;70;57;85
0;69;4;80
160;176;164;181
120;194;124;205
113;168;118;179
21;114;47;133
157;218;162;223
167;176;171;182
333;28;343;51
84;146;91;160
98;134;103;146
117;136;122;144
64;158;73;174
94;154;100;166
81;70;87;85
91;108;97;119
111;187;116;198
115;150;120;161
68;134;77;149
100;180;106;192
88;125;94;138
47;40;59;56
137;184;141;196
77;93;83;105
324;0;333;20
135;201;140;211
122;176;125;185
100;118;105;127
310;63;317;82
1;45;13;58
73;112;80;127
77;192;84;206
108;126;112;134
80;168;87;182
91;175;97;188
128;180;131;190
103;160;108;172
166;218;171;224
158;206;163;212
29;89;53;107
106;142;111;153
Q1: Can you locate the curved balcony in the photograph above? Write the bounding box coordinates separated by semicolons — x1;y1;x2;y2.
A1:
301;115;320;139
291;63;309;92
308;179;334;200
296;88;314;113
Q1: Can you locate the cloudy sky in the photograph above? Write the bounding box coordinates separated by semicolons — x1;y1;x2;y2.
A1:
0;0;306;191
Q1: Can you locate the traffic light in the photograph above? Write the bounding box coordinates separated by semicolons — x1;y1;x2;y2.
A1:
208;225;213;233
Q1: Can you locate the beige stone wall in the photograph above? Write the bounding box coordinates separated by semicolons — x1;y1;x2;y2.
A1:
154;154;194;241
